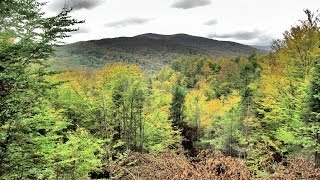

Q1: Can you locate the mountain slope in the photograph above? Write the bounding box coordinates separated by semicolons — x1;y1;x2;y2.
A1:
54;33;264;72
251;45;272;51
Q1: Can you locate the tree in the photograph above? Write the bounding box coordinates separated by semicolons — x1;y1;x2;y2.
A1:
184;90;209;142
215;58;241;97
98;64;147;151
277;10;320;68
143;87;181;153
201;91;242;156
237;53;261;160
0;103;70;179
249;10;320;173
53;128;104;180
170;83;186;129
0;0;82;177
171;56;218;89
251;54;311;170
310;62;320;167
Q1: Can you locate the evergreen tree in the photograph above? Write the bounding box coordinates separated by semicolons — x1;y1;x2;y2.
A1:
250;10;320;173
0;0;82;177
170;84;186;129
310;62;320;167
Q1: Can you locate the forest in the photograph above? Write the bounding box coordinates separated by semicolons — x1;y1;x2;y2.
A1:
1;0;320;179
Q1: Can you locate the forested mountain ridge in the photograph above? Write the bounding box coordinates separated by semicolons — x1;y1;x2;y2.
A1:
54;33;265;71
250;45;273;51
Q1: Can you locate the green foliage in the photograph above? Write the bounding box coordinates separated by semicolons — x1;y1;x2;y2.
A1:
143;91;181;153
199;91;242;155
53;128;104;179
248;10;320;173
310;62;320;121
0;104;68;179
51;64;181;155
309;61;320;167
0;102;104;179
0;0;83;177
0;1;107;179
170;84;186;129
171;56;219;88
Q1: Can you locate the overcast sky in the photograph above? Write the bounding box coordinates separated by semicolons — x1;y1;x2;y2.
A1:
42;0;320;46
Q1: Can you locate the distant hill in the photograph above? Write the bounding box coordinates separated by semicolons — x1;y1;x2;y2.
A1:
54;33;265;72
250;45;272;51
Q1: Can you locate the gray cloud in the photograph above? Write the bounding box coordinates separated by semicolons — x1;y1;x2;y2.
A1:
49;0;103;11
208;30;273;45
172;0;211;9
208;30;260;40
204;19;218;26
105;18;152;28
253;38;273;46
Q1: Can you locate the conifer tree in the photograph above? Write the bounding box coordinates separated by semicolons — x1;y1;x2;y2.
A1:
310;62;320;167
0;0;82;177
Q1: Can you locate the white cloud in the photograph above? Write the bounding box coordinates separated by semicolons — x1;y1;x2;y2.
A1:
208;30;273;45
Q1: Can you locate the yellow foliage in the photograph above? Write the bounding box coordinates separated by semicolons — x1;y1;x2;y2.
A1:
184;89;241;130
184;90;209;128
196;78;215;99
206;91;240;117
206;99;224;116
97;63;145;87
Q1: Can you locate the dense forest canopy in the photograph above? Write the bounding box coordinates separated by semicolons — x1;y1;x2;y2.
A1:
0;1;320;179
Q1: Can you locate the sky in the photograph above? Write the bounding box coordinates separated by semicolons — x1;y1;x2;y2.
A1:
42;0;320;46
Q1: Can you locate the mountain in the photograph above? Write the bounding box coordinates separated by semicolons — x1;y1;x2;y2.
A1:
251;45;272;51
54;33;265;72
